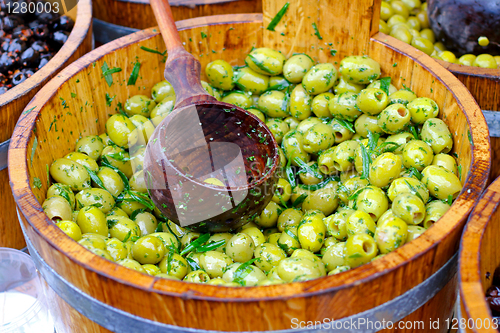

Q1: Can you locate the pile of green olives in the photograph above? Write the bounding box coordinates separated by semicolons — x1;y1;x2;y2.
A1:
380;0;500;68
44;47;462;287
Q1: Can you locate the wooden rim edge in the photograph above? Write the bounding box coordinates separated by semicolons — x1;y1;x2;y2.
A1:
435;58;500;80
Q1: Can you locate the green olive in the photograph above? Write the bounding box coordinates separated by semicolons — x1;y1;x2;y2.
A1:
377;103;411;134
389;89;417;106
277;226;301;255
458;54;476;67
346;210;376;237
245;47;286;76
301;188;339;216
407;225;426;242
50;158;91;191
422;165;462;200
184;270;210;283
411;37;434;55
324;208;354;241
241;227;266;248
56;220;82;241
225;233;255;262
420;118;453;154
353;186;389;221
151;80;175;103
322;242;346;272
387;14;407;28
47;183;75;209
387;177;429;202
339;56;381;84
354;114;383;137
289;84;313;120
221;92;253;108
329;92;361;121
423;200;450;229
277;257;322;282
291;249;326;276
255;201;280;228
133;211;158;236
419;28;435;43
277;208;303;232
272;178;292;204
75;135;104;160
281;130;310;166
247;108;266;122
129;170;147;193
391;1;410;18
258;90;289;117
150;96;175;127
117;258;146;273
106;238;128;261
75;188;115;213
334;76;365;95
303;123;334;153
124;95;156;118
311;93;335;118
142;264;160;276
106;114;137;149
357;88;389;116
296;117;323;134
266;118;290;144
284;116;300;130
329;118;355;144
344;233;378;267
199;250;233;278
205;59;234;90
77;206;108;236
407;97;439;124
297;210;326;252
108;215;141;241
283;54;314;83
302;63;338;95
391;193;426;225
222;263;266;286
385;132;413;154
233;66;269;94
402;140;433;171
97;167;125;197
254;243;286;272
432;154;458;175
128;115;155;146
131;235;166;264
369;152;402;188
78;233;108;251
65;152;99;173
380;1;395;21
473;54;498;69
375;216;408;254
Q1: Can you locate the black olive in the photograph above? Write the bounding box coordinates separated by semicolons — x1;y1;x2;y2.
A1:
1;38;10;52
0;52;18;71
20;46;38;67
2;15;24;32
38;53;51;69
31;40;48;53
11;69;26;85
51;16;74;32
8;38;26;53
36;12;57;25
33;23;49;39
12;25;33;39
51;30;69;45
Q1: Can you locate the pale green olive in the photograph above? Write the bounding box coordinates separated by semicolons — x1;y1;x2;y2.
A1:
387;14;407;28
420;118;453;154
56;220;82;241
432;154;458;175
324;208;354;240
107;215;141;241
354;114;383;137
344;233;378;267
354;186;389;221
101;146;133;178
142;264;160;276
375;216;408;254
281;130;310;166
346;210;376;237
301;188;339;216
117;193;148;215
423;200;450;228
272;178;292;204
107;207;128;218
385;132;414;154
390;25;413;44
151;80;175;103
291;249;326;276
221;92;253;108
47;183;75;209
312;93;335;118
277;257;322;282
117;258;146;273
277;226;301;255
266;118;290;144
206;233;233;253
150;232;180;249
328;265;351;275
338;177;369;204
241;227;266;248
133;211;158;236
233;66;269;94
422;165;462;200
222;263;266;286
131;235;166;264
245;47;286;76
75;135;104;160
258;90;288;118
277;208;303;232
329;118;355;144
369;152;402;188
205;59;234;90
367;79;397;95
129;170;147;193
77;206;108;236
65;152;99;172
225;233;255;262
129;115;155;145
407;225;426;242
254;243;286;272
267;233;282;246
181;232;201;249
284;116;300;130
289;84;313;121
411;36;434;55
389;89;417;106
99;133;113;146
356;88;389;116
380;1;395;21
97;167;124;197
50;158;91;191
75;188;115;213
334;76;365;95
124;95;156;118
303;123;334;153
387;177;429;202
255;201;280;228
150;96;175;127
391;193;426;225
106;114;137;149
247;108;266;122
322;242;346;272
402;140;433;171
377;103;411;134
339;56;381;84
329;92;361;121
407;97;439;124
302;63;338;95
106;238;128;261
297;210;326;252
199;251;233;278
184;270;210;283
283;54;314;83
296;117;323;134
269;75;290;91
79;233;108;251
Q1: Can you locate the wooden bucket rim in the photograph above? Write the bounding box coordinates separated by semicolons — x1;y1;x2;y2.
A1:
0;0;92;109
10;13;491;301
434;58;500;81
459;178;500;327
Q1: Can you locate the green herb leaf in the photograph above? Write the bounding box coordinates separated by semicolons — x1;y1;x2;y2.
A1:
196;239;226;253
285;228;300;243
155;221;163;233
201;32;207;39
127;61;141;86
180;233;210;256
403;179;424;202
334;118;355;133
359;144;371;179
275;188;289;208
116;102;128;118
408;167;423;181
266;79;291;92
410;124;419;140
298;176;339;191
447;194;453;205
379;77;391;96
312;22;323;39
126;191;155;211
281;85;290;113
107;218;119;229
248;54;272;74
139;46;166;56
292;193;308;207
54;184;72;205
267;2;289;31
468;130;474;147
186;257;201;271
105;93;116;107
166;247;174;274
23;106;36;115
33;177;42;189
122;230;132;242
376;142;400;154
83;166;109;193
294;157;323;179
130;208;146;220
233;258;259;286
101;156;130;191
367;130;379;152
71;92;77;98
457;165;462;181
105;151;130;162
101;61;122;87
30;136;38;167
285;156;296;188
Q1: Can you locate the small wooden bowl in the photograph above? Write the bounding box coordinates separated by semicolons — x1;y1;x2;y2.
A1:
93;0;262;44
9;0;491;331
459;176;500;333
0;0;93;249
434;60;500;181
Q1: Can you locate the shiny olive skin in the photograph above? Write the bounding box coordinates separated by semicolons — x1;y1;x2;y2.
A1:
302;188;339;216
245;48;286;76
284;116;300;130
392;193;426;225
151;80;175;103
423;200;450;229
322;242;346;272
234;66;269;94
411;37;434;55
296;117;322;134
77;206;108;236
385;132;414;154
291;249;326;276
106;114;137;149
50;158;91;191
297;210;327;252
277;257;322;282
124;95;156;118
205;59;234;90
199;251;233;278
117;193;147;216
65;152;99;173
420;118;453;154
106;238;129;261
344;233;378;268
266;118;290;144
354;186;389;221
242;227;266;248
131;235;166;264
303;123;334;153
184;270;210;283
346;210;377;237
97;167;125;197
277;208;303;232
277;226;301;255
75;188;115;214
369;152;402;188
129;170;147;193
272;178;292;204
339;56;381;84
281;130;310;166
289;84;313;120
407;97;439;124
422;165;462;200
150;96;175;127
254;243;286;272
221;92;253;108
377;103;411;134
225;233;255;262
47;183;75;209
375;217;408;254
325;208;354;241
283;54;314;83
407;225;426;242
329;92;361;121
329;118;355;144
75;135;105;160
255;201;280;228
312;93;335;118
389;89;417;106
79;233;108;251
432;154;458;175
402;140;433;171
335;76;365;95
108;216;141;241
56;220;82;241
133;211;158;236
258;90;288;118
357;88;389;116
387;177;429;203
302;63;338;95
354;114;384;137
222;263;266;286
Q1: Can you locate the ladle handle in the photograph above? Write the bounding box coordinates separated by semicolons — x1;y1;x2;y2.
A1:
150;0;215;109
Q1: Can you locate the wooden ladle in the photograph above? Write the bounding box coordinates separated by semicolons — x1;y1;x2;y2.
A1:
144;0;279;232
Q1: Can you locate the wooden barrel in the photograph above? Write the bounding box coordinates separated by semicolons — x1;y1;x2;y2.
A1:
434;60;500;182
92;0;262;44
0;0;93;249
459;177;500;332
9;0;491;331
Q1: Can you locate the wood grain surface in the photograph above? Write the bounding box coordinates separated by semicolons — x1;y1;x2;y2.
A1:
0;0;92;249
8;0;491;331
